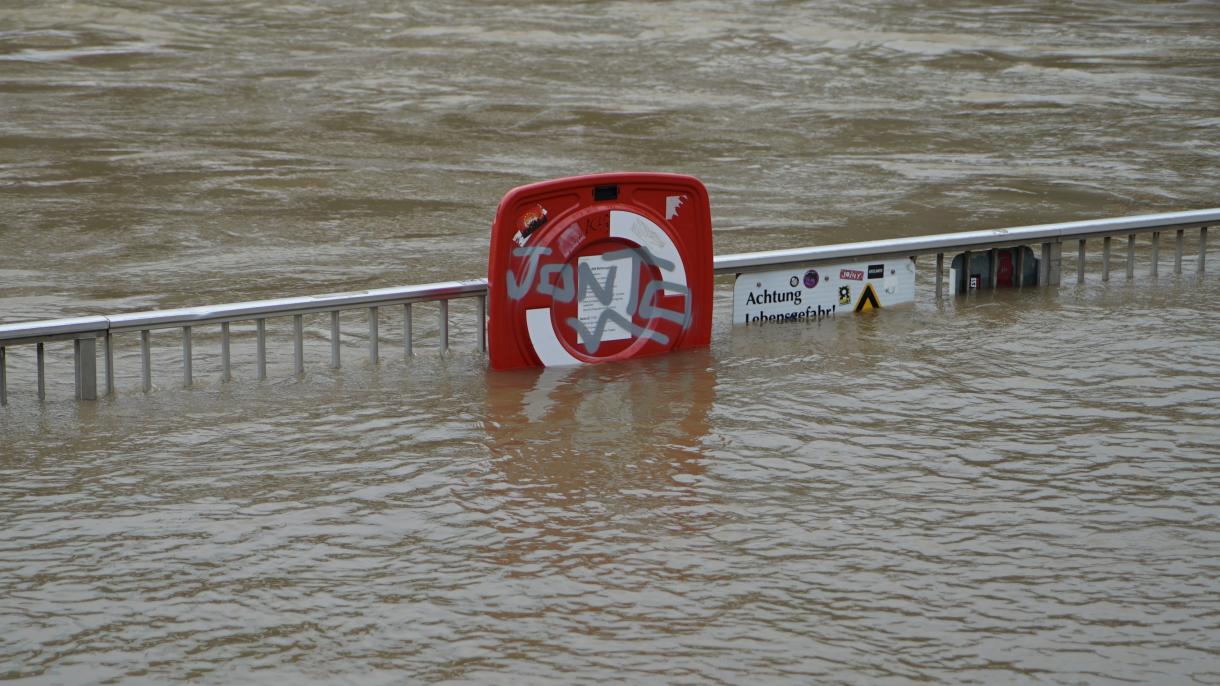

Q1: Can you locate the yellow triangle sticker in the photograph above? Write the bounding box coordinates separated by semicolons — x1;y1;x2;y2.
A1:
855;282;881;313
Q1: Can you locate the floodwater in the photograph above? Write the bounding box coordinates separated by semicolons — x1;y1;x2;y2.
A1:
2;1;1219;683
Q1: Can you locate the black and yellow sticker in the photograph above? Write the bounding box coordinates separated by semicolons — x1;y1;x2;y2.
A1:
855;282;881;312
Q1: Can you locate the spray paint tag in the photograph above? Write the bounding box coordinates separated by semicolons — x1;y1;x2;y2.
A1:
487;173;713;370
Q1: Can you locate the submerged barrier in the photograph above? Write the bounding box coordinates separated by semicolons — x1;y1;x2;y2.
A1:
0;208;1214;405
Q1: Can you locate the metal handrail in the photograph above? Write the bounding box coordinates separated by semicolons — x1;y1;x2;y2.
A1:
0;316;110;346
712;208;1220;273
3;208;1214;343
106;279;488;333
0;207;1213;404
0;282;488;342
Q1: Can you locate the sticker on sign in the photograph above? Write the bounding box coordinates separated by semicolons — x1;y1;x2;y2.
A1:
732;259;915;326
577;253;633;344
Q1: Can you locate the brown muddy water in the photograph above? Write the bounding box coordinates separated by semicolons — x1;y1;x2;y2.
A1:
2;1;1220;683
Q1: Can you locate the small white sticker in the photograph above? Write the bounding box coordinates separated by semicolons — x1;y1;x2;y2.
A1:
556;222;584;259
665;195;686;220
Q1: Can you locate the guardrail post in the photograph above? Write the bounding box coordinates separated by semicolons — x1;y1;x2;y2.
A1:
1101;237;1111;281
477;295;486;353
1151;232;1160;277
182;326;192;388
1175;229;1184;274
221;323;231;382
1;347;7;406
1048;241;1062;286
293;315;304;376
141;330;151;392
961;250;971;293
1126;234;1135;280
36;342;45;401
330;311;341;369
988;249;998;289
256;319;267;380
104;331;115;397
438;300;449;352
1039;242;1061;286
403;303;413;357
368;306;379;365
1200;226;1208;274
74;337;98;401
935;253;944;299
1077;239;1085;284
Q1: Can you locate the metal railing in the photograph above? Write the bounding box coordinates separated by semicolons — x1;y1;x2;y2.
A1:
0;281;487;404
1;208;1214;405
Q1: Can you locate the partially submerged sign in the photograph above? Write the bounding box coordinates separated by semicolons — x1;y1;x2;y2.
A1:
949;246;1039;294
732;259;915;325
487;173;713;370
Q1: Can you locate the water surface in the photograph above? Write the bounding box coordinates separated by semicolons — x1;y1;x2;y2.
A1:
2;1;1219;683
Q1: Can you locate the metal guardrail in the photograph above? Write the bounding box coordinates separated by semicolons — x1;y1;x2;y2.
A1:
0;209;1214;405
0;281;488;404
712;208;1217;273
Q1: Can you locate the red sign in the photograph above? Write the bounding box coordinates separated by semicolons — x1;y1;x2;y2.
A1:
487;173;713;370
840;269;864;281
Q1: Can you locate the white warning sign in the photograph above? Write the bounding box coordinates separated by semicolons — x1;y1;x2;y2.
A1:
577;253;633;343
732;259;915;325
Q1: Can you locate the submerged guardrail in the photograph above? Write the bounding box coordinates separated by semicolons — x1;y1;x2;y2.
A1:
0;208;1214;405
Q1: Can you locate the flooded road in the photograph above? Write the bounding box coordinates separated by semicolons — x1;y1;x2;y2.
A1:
2;1;1219;682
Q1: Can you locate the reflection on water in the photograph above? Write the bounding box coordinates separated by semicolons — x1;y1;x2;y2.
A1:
2;0;1220;682
480;352;716;571
486;352;713;490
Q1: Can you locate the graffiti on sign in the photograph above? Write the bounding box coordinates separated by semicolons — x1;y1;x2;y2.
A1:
488;173;713;370
506;244;692;354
